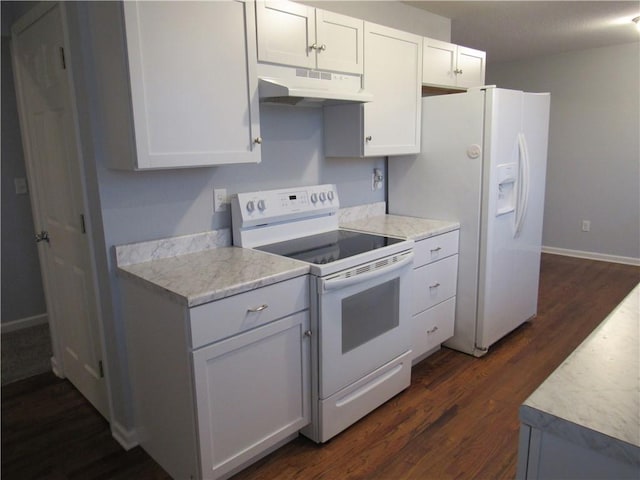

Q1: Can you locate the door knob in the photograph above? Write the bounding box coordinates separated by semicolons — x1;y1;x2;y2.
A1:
35;231;50;243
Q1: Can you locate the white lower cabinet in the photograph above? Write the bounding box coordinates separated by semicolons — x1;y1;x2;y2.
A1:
122;275;310;480
410;230;459;363
193;311;310;478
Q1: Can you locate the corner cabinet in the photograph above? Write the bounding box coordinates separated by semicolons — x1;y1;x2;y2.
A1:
256;0;364;75
98;1;261;170
121;275;310;480
422;38;485;90
324;22;422;157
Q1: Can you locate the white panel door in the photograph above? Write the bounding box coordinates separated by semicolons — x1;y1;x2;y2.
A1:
256;0;315;68
124;0;261;168
193;311;310;479
315;9;363;74
363;22;422;156
456;46;486;88
12;3;107;416
422;37;456;87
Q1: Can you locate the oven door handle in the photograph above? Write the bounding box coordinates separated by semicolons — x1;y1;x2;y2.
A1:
321;252;414;292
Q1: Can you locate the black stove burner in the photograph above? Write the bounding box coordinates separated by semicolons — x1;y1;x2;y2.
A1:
255;230;403;265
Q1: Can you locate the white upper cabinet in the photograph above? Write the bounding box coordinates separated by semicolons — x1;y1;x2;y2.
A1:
108;0;261;170
256;0;364;74
422;38;485;89
324;22;422;157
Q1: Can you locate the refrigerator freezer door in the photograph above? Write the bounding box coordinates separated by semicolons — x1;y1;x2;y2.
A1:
389;90;485;355
476;89;550;351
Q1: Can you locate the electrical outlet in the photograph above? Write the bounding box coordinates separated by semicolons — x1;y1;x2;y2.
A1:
213;188;228;213
372;168;384;191
581;220;591;232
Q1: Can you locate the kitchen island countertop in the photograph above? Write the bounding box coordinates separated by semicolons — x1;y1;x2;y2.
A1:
520;283;640;469
340;214;460;241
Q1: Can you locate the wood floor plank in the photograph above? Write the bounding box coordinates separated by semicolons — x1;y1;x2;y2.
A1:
2;253;638;480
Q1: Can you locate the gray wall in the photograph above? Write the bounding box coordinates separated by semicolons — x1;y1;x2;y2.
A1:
488;42;640;261
69;1;451;431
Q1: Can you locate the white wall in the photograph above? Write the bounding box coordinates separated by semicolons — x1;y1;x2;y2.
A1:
488;42;640;262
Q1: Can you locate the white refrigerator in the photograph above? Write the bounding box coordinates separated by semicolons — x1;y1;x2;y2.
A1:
388;86;550;357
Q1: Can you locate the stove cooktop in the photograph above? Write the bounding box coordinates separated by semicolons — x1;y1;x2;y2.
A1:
255;230;404;266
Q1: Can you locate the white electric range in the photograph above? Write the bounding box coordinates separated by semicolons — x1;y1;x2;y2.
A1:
231;185;414;442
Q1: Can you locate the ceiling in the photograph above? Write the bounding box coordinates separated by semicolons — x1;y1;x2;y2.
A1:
405;1;640;63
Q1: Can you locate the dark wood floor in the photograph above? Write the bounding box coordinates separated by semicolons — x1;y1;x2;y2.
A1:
2;254;638;480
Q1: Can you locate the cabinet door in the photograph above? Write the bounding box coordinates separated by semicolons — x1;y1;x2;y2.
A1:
363;22;422;156
255;0;315;69
123;0;261;169
422;37;457;87
192;311;310;479
315;9;364;74
456;46;486;88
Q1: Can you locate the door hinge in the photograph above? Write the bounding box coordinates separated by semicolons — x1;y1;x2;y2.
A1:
80;214;86;234
98;360;104;378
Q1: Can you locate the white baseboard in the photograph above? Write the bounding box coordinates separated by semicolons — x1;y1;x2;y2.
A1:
542;246;640;266
1;313;48;333
111;421;139;451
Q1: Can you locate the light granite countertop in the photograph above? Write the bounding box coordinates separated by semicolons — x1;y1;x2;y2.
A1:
117;246;309;308
520;283;640;466
340;214;460;241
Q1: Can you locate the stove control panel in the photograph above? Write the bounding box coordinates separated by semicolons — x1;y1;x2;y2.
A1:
231;184;339;230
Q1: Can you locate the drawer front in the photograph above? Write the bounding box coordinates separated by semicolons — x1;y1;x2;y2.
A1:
413;230;459;268
412;296;455;360
190;275;309;349
412;254;458;315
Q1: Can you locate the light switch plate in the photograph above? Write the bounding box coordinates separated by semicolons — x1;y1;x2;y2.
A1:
214;188;228;212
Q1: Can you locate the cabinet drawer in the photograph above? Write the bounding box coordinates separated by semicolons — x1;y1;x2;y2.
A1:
189;275;309;349
413;230;459;268
412;296;455;360
412;255;458;315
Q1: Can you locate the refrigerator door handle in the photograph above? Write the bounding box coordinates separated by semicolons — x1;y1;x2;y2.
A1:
514;133;530;238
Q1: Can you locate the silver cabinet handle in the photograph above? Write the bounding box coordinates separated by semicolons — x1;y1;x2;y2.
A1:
319;44;326;51
304;330;312;337
430;246;442;253
365;135;372;142
247;304;268;313
309;43;318;50
427;326;439;334
254;137;262;144
454;68;463;75
429;283;441;289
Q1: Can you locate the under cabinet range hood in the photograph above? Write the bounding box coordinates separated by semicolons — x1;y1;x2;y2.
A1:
257;64;372;107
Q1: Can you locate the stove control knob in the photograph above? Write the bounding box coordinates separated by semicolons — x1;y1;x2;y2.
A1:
327;191;335;201
246;200;255;212
319;192;326;202
257;199;266;211
310;193;318;203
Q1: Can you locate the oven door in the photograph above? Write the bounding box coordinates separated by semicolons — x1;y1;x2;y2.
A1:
317;250;413;399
